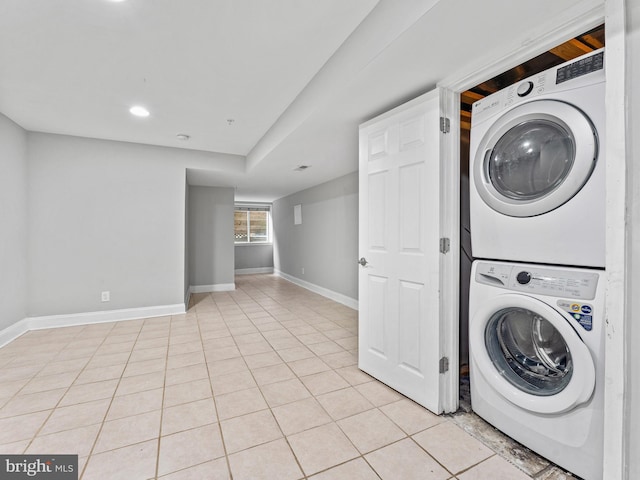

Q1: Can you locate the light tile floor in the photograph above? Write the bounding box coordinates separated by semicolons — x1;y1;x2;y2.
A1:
0;274;574;479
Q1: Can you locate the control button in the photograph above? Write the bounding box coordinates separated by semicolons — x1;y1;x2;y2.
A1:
516;271;532;285
516;81;534;97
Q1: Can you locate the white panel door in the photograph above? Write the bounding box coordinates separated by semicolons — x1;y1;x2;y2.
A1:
358;89;442;413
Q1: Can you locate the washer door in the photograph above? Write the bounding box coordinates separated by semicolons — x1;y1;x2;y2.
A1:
470;294;595;414
473;99;598;217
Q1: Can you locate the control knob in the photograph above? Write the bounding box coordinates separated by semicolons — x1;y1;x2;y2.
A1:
516;271;532;285
516;81;534;97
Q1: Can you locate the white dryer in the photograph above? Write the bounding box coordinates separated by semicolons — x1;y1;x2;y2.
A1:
469;260;605;480
469;49;605;267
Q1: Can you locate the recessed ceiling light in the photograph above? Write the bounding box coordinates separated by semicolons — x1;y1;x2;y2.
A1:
129;106;150;117
176;134;190;141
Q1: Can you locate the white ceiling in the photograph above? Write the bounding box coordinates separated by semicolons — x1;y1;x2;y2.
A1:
1;0;599;202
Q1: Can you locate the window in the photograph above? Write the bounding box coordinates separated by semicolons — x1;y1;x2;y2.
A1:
234;204;271;244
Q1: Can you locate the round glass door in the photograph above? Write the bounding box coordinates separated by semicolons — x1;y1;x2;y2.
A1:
473;100;598;217
469;294;595;414
488;120;575;201
485;307;572;396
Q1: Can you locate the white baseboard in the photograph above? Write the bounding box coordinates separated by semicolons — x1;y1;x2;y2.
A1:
0;317;31;349
235;267;274;275
274;269;358;310
29;304;186;330
0;303;185;349
190;283;236;293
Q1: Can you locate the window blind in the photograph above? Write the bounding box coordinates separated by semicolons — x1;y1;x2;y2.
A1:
235;204;271;212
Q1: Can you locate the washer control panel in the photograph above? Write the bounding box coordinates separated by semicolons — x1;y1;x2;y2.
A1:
516;271;532;284
475;261;599;300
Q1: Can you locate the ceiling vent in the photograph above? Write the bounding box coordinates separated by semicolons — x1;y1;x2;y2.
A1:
294;165;311;172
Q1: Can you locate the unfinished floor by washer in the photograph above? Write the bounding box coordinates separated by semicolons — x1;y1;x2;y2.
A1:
0;274;576;479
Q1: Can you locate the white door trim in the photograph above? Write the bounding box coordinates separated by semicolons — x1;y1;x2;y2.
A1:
438;87;460;413
602;0;627;478
439;3;605;91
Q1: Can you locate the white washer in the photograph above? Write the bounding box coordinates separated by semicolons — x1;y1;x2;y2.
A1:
469;260;604;480
470;49;605;267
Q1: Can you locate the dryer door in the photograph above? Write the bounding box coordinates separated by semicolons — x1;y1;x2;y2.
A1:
473;99;598;217
470;294;595;414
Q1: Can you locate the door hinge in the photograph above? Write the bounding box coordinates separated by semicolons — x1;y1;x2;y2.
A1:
439;237;450;254
439;356;449;374
440;116;450;134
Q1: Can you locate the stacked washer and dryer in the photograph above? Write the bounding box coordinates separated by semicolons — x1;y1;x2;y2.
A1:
468;49;606;480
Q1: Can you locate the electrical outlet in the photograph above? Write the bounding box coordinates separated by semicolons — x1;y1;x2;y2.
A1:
301;267;305;275
101;291;110;302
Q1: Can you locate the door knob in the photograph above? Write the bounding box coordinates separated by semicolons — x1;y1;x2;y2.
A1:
358;257;368;266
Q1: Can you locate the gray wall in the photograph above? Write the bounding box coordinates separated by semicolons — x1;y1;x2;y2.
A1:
272;171;358;300
235;244;274;270
28;133;186;315
188;186;235;288
26;133;241;317
0;114;28;330
626;1;640;476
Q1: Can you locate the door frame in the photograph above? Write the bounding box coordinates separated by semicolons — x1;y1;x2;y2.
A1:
438;87;460;414
436;2;628;478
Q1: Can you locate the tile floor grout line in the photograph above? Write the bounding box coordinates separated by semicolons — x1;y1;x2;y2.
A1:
451;452;499;477
1;324;107;421
228;278;378;479
196;295;236;480
205;276;500;476
79;318;159;480
360;453;385;480
152;313;174;480
229;284;312;480
78;319;164;480
1;274;568;479
213;289;295;467
238;277;419;477
407;431;456;478
19;322;120;457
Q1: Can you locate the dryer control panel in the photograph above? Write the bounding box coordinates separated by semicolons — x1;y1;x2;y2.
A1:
556;50;604;84
475;262;599;300
471;48;605;127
